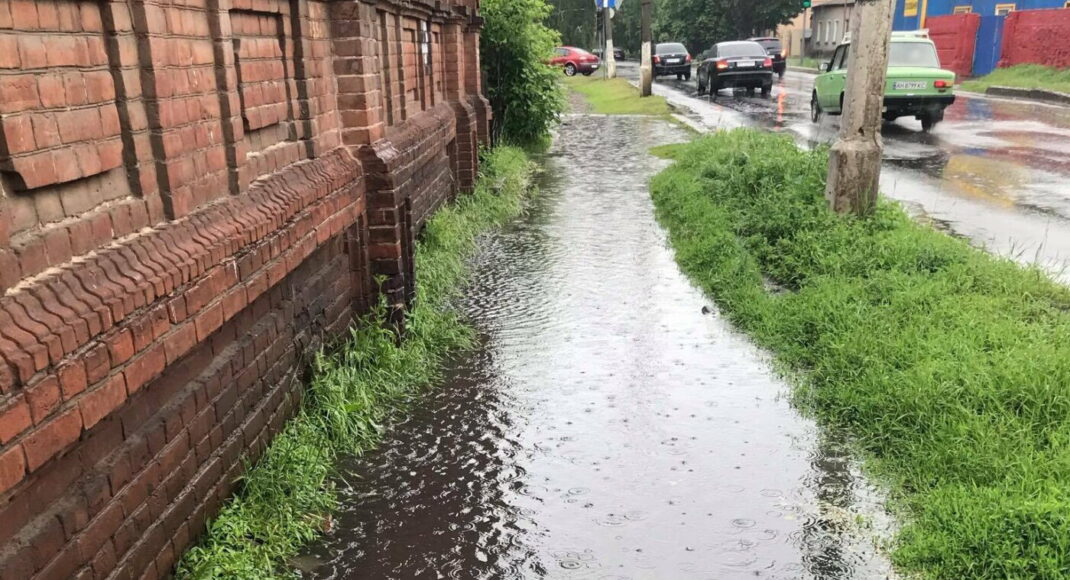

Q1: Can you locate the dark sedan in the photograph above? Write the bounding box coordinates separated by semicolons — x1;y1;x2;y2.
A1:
592;47;626;61
748;36;786;79
653;42;691;80
696;41;774;99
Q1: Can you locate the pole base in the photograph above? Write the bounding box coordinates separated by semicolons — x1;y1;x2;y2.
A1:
825;138;882;215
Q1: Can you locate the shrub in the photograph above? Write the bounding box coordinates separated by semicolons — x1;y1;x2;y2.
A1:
481;0;564;146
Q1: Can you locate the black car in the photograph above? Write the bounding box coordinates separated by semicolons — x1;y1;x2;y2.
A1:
592;47;626;61
696;41;774;99
749;36;786;79
653;42;691;80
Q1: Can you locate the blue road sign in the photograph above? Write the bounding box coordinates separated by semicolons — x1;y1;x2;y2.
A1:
596;0;617;8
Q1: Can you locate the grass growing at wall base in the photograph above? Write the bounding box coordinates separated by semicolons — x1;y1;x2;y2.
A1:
960;64;1070;95
650;129;1070;579
175;146;536;579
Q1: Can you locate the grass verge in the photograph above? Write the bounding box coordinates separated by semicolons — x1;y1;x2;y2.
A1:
787;56;824;70
563;76;673;116
650;129;1070;579
175;146;536;579
961;64;1070;95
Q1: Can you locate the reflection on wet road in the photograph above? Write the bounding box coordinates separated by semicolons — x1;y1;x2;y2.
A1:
619;62;1070;281
296;115;896;579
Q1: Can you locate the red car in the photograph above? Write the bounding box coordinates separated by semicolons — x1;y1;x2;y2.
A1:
551;46;601;77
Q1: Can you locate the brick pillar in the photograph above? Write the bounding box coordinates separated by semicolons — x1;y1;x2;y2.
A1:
130;0;231;218
462;14;491;147
443;20;477;192
330;0;409;323
205;0;248;196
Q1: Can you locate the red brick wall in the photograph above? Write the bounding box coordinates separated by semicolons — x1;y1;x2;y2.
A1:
1000;8;1070;69
0;0;487;577
927;13;979;79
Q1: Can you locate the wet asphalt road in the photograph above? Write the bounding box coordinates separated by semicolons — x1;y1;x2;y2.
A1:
296;115;897;579
616;61;1070;281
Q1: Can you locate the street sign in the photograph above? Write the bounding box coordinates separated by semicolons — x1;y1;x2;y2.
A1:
596;0;617;8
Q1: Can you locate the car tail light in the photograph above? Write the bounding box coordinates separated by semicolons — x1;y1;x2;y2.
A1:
685;54;692;63
763;57;773;68
653;55;660;64
781;49;787;58
934;79;950;91
716;59;729;70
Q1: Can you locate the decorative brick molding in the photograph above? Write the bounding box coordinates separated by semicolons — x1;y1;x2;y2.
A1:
0;0;486;577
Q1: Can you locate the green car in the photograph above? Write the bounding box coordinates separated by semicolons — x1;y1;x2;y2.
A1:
811;31;956;132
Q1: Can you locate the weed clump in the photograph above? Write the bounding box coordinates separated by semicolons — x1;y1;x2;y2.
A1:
176;147;536;579
650;129;1070;579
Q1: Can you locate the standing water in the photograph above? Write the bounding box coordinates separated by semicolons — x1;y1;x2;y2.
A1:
296;115;897;579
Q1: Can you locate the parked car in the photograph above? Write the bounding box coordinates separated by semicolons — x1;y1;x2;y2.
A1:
592;47;626;61
811;30;955;131
696;41;774;98
653;42;692;80
748;36;786;79
551;46;601;77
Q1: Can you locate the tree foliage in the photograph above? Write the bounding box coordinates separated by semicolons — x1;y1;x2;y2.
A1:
482;0;565;146
654;0;803;53
545;0;803;56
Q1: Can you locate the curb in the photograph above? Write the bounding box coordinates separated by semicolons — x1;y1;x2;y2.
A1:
985;85;1070;106
788;65;821;74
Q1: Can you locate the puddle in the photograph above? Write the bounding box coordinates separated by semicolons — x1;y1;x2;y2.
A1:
296;114;897;579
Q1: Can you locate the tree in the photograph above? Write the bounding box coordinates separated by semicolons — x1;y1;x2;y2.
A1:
547;0;597;49
482;0;565;145
655;0;803;54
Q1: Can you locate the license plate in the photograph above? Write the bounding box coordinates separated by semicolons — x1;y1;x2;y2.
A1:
894;81;927;90
666;58;680;64
737;60;754;68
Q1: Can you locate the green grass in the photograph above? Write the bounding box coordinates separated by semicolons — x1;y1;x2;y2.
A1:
175;147;537;579
787;56;824;70
563;76;673;116
650;129;1070;579
961;64;1070;95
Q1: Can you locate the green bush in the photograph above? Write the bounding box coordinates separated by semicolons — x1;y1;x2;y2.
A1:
482;0;564;146
175;147;537;579
651;129;1070;579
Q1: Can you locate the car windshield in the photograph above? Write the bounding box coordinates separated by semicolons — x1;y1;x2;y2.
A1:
755;39;782;54
888;42;940;68
718;42;765;58
656;43;687;55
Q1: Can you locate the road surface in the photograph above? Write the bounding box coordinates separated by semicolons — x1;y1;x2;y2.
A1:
618;62;1070;282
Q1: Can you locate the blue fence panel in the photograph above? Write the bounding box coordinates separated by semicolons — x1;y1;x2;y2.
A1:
973;14;1005;77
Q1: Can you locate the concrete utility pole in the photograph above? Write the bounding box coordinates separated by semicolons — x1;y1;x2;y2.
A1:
604;7;617;78
824;0;895;215
640;0;652;96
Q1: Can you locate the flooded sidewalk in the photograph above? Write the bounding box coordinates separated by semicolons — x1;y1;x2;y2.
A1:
297;114;896;579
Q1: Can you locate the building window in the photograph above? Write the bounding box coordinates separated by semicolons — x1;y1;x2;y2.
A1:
832;20;839;44
995;3;1016;15
1065;0;1069;7
953;5;972;13
420;21;430;67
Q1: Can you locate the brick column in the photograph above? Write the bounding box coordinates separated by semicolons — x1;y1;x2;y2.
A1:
463;13;490;147
329;0;408;323
443;19;477;192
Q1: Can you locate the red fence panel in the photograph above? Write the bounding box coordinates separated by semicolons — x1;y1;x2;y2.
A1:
1000;8;1070;69
927;13;980;79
